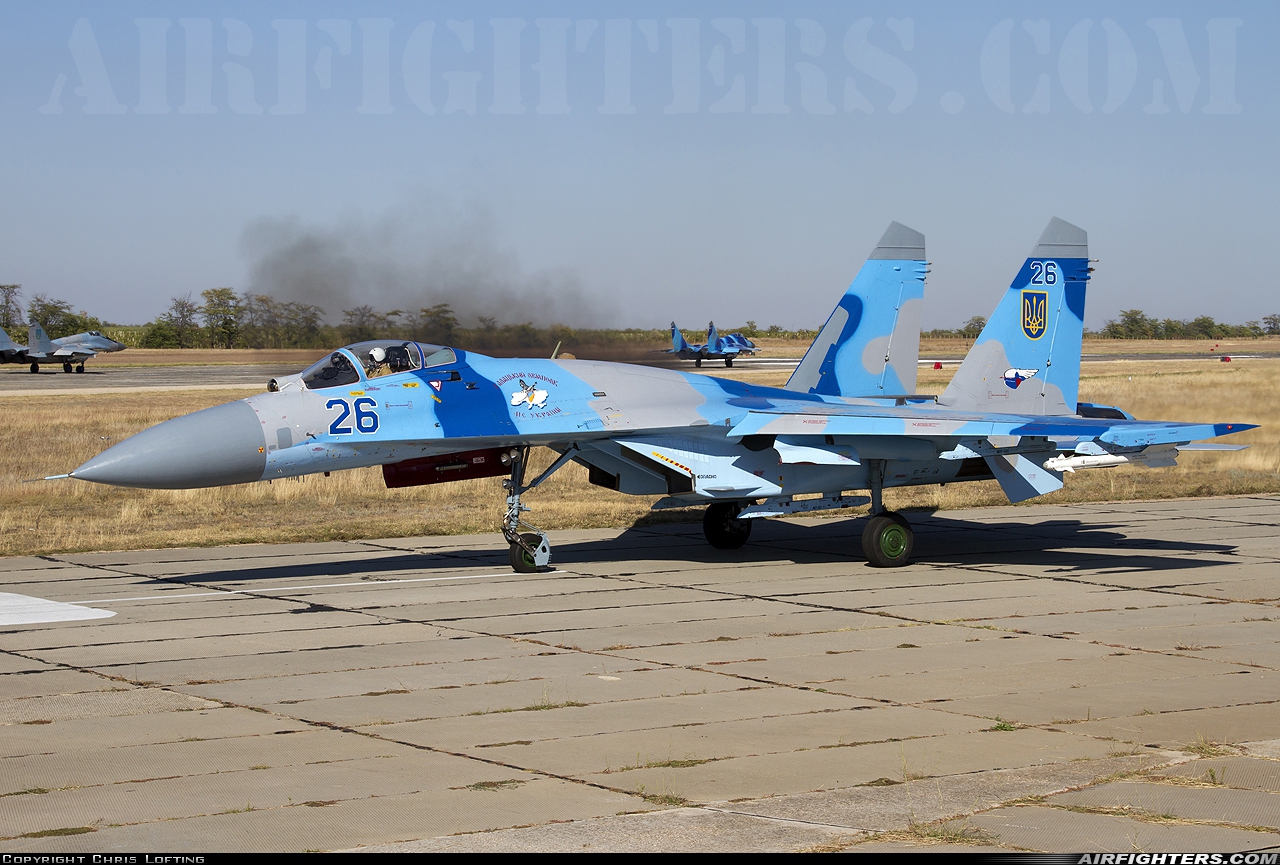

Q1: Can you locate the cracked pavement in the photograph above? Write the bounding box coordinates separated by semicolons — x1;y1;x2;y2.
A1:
2;495;1279;852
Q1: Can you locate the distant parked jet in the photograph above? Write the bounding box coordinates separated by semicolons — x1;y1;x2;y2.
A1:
17;322;126;373
667;321;757;368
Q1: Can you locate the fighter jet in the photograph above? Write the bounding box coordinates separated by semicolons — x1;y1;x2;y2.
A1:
667;321;756;367
23;322;126;373
66;219;1253;572
0;326;26;363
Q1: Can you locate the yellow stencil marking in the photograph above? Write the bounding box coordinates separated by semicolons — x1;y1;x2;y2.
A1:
650;451;693;475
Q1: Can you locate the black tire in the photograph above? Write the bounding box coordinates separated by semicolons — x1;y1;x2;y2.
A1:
694;358;702;368
885;510;911;531
724;357;733;368
76;365;85;373
508;532;542;573
63;363;72;373
29;363;38;374
861;513;913;567
703;502;752;549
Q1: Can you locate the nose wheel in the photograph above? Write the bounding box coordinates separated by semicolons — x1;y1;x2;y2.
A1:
508;532;551;573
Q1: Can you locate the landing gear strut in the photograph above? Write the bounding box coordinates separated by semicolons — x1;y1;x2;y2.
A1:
501;445;578;573
860;459;914;567
703;501;752;549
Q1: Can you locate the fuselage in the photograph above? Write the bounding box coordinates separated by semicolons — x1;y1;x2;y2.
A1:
69;340;1247;499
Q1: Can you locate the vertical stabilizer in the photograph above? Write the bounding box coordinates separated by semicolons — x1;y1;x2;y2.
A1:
0;326;20;353
706;321;720;352
939;218;1089;415
670;322;690;353
785;221;926;397
28;321;55;355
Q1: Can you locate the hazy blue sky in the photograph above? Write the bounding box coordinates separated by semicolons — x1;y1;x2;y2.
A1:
1;2;1272;331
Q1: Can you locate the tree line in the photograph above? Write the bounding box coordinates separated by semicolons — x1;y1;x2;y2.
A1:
928;311;1280;341
5;283;1279;349
1095;310;1280;339
0;285;105;338
136;291;831;353
139;289;668;354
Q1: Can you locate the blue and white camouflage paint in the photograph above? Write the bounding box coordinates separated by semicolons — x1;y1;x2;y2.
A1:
67;218;1255;569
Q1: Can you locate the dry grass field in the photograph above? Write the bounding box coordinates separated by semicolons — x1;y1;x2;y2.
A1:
0;357;1275;558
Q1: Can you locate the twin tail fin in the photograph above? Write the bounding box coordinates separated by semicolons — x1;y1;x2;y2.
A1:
785;221;926;397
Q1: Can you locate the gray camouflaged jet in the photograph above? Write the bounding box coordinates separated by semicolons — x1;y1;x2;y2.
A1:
16;322;127;373
64;220;1253;572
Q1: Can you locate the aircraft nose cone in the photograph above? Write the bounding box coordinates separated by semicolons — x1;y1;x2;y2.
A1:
73;400;267;489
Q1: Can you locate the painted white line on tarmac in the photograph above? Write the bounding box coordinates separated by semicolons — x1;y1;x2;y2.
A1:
0;592;117;625
75;569;553;605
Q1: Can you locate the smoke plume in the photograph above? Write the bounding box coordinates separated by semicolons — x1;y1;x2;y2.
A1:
239;198;610;327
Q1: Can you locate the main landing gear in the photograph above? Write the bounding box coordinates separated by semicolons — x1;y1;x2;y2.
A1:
29;362;38;374
861;459;914;567
862;511;913;567
724;357;733;368
703;501;752;549
63;362;72;373
694;358;703;368
501;445;579;573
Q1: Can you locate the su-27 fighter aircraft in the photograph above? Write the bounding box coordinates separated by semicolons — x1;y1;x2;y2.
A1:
667;321;757;367
0;322;126;373
65;219;1254;572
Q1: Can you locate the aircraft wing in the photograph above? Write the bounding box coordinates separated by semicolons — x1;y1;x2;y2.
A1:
728;403;1253;449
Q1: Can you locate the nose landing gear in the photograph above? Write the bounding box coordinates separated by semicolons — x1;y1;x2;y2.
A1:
501;445;579;573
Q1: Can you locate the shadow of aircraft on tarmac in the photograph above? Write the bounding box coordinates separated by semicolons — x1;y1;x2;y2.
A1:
157;513;1236;586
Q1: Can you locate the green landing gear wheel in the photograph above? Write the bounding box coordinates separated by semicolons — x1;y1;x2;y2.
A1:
861;511;913;567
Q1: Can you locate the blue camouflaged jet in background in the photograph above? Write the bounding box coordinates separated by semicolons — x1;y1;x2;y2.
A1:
666;321;757;368
67;219;1254;572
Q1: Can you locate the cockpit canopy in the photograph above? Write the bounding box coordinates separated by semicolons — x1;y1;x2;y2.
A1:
299;341;457;390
